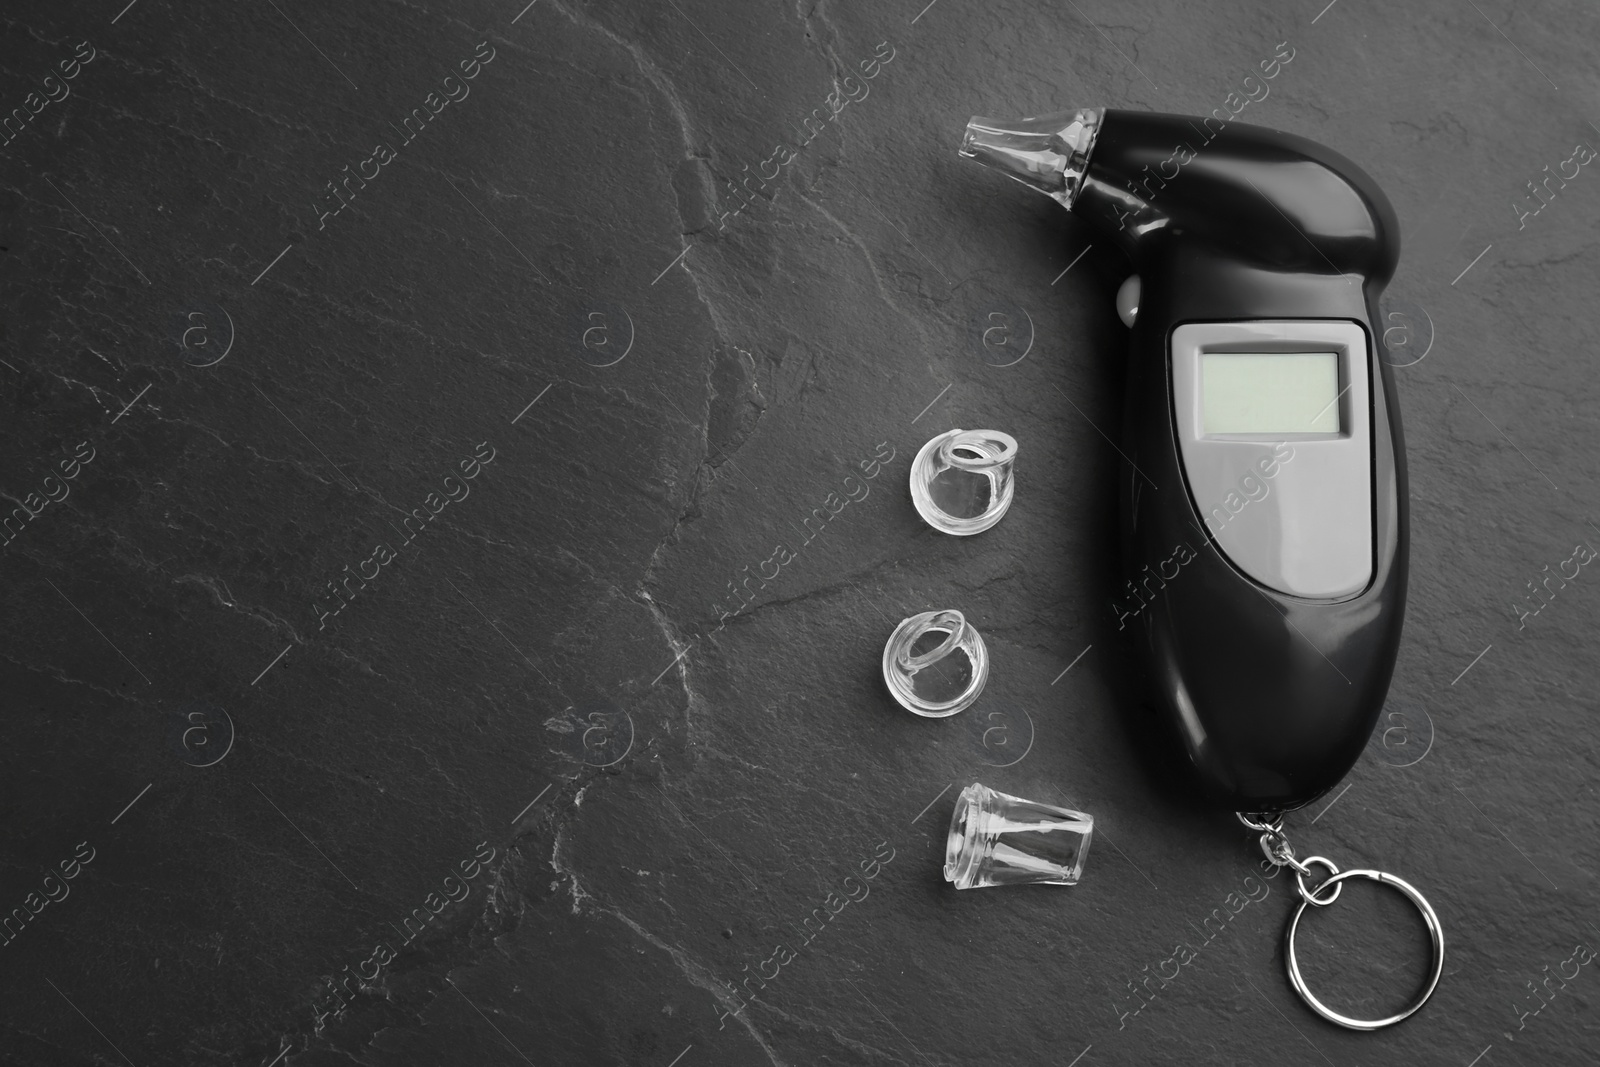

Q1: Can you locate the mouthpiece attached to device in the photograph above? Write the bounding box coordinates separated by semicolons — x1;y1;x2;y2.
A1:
963;109;1407;814
960;109;1101;209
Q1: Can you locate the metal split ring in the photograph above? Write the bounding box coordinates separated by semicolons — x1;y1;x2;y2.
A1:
1294;855;1342;906
1284;868;1445;1030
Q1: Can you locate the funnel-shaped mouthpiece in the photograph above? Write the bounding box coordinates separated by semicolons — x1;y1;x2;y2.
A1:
960;108;1102;209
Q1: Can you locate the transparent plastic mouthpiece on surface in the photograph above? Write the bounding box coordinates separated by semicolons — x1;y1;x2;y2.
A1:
944;783;1093;890
910;429;1017;536
959;108;1102;209
882;609;989;717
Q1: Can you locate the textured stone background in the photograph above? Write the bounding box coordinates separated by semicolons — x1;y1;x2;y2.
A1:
1;1;1597;1065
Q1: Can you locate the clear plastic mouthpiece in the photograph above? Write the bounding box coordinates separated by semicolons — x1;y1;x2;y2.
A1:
960;108;1102;209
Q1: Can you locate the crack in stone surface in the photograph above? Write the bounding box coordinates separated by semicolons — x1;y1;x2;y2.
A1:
174;573;309;639
0;649;148;705
548;819;790;1066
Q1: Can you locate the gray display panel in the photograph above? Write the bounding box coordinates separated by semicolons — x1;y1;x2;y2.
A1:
1202;352;1341;434
1171;321;1372;598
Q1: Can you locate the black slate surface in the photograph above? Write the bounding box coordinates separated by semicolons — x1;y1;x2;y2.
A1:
2;1;1598;1065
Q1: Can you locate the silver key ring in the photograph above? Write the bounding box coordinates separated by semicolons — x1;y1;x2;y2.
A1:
1283;867;1445;1030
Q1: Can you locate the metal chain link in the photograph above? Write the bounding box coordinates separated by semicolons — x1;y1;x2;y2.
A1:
1236;811;1340;904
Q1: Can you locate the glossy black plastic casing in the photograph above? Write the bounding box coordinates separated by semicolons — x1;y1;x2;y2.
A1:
1077;110;1408;812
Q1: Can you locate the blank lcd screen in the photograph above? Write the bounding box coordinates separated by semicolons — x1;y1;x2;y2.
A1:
1202;352;1340;434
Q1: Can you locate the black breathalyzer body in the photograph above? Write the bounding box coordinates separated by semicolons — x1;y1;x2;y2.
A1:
964;109;1407;811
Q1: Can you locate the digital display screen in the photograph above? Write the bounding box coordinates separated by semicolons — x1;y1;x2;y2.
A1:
1202;352;1341;434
